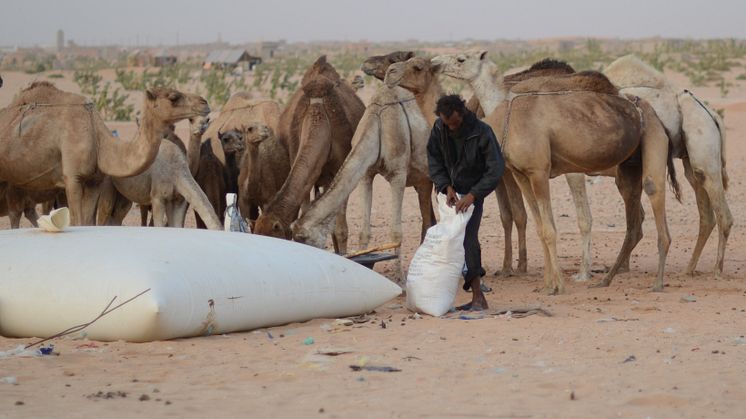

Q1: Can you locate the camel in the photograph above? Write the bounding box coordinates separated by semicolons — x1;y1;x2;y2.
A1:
0;83;210;225
604;55;732;279
253;56;365;254
225;123;290;224
433;51;679;294
196;94;281;228
98;116;222;229
292;59;435;282
0;183;64;228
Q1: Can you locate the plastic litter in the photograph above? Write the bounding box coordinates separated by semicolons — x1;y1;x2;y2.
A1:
303;337;315;345
224;193;249;233
1;376;18;385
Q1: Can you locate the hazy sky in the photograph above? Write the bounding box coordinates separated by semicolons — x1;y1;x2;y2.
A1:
2;0;745;47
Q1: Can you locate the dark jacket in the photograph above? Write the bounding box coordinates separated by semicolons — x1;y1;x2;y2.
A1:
427;110;504;200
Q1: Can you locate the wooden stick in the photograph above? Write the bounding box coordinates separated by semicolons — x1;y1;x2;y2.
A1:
344;242;401;258
24;288;151;349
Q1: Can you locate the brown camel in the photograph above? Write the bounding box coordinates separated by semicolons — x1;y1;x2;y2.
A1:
226;123;290;224
0;183;63;228
195;94;281;228
253;56;365;254
292;59;435;282
434;51;678;294
0;83;209;225
98;116;222;229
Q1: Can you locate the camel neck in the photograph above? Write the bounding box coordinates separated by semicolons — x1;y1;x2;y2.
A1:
97;103;169;178
415;79;443;127
186;121;202;176
471;61;506;116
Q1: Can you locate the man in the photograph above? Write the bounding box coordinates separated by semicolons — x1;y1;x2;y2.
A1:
427;94;504;310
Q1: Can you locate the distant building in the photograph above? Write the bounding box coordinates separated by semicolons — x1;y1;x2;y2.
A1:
152;49;177;67
259;41;285;60
203;49;262;71
57;30;65;52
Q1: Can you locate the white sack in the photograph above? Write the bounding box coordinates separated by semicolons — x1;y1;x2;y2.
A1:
406;193;473;316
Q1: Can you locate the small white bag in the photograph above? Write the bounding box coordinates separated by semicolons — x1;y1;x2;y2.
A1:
406;193;473;316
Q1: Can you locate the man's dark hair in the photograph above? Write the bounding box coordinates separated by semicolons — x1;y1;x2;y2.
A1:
435;94;466;118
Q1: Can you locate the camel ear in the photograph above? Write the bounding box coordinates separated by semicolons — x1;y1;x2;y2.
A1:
430;60;443;74
316;55;327;66
167;91;183;102
145;89;156;101
478;50;488;61
405;51;415;60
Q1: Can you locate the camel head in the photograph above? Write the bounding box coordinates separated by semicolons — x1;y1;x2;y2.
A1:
291;218;330;250
361;51;415;81
349;75;365;92
253;213;292;240
302;55;341;87
190;115;211;137
302;75;336;100
384;57;440;92
144;87;210;125
431;50;490;82
239;123;272;146
218;130;246;155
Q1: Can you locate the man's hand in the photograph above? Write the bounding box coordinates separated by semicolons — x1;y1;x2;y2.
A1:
445;186;458;207
455;193;475;213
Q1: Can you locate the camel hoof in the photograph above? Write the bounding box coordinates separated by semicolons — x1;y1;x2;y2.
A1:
517;264;528;273
495;269;515;277
588;281;609;289
573;272;591;282
650;285;664;293
543;287;559;296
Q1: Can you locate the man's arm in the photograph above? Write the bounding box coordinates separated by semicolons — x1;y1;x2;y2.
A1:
468;126;505;200
426;124;451;194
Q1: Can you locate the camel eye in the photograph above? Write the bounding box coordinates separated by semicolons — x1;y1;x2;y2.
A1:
457;57;466;63
248;127;254;132
414;65;422;72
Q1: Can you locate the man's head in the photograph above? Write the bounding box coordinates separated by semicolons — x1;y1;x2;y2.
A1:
435;94;466;131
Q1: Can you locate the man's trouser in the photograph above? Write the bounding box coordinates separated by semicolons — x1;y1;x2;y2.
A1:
462;198;484;291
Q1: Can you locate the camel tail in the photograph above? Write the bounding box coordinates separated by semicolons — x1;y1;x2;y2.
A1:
664;126;683;203
175;172;223;230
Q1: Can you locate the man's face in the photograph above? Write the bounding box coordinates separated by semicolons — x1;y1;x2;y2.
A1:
439;111;463;132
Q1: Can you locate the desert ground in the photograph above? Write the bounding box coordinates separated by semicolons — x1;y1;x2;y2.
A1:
1;67;746;418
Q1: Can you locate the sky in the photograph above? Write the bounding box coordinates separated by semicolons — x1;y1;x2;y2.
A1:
2;0;745;47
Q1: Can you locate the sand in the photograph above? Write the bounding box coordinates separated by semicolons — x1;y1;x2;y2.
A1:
1;70;746;418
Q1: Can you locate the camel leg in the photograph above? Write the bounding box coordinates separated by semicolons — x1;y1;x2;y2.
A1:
565;173;593;282
494;179;514;275
80;182;101;226
388;174;407;284
110;194;132;226
151;199;167;227
63;177;85;226
414;181;435;243
358;174;375;250
331;198;349;255
530;174;565;294
683;158;733;279
172;199;189;228
504;170;528;273
175;174;222;230
683;157;715;276
512;171;555;294
23;204;40;228
592;163;643;289
641;141;672;292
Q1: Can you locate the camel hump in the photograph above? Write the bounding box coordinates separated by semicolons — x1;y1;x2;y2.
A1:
504;58;575;84
604;54;667;89
14;81;88;107
511;71;618;95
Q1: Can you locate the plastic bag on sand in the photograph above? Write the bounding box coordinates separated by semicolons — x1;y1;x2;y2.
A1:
406;193;473;316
